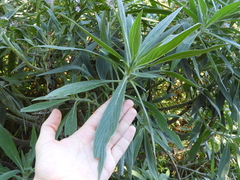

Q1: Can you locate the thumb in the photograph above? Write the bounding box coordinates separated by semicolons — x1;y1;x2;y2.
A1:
38;109;62;143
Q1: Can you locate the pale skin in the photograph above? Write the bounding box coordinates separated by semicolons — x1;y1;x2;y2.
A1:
34;99;137;180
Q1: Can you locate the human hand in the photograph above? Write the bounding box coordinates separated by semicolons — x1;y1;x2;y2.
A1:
33;99;136;180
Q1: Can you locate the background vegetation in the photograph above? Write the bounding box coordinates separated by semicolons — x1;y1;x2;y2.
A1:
0;0;240;179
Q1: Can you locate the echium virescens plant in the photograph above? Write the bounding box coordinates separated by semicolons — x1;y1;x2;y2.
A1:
21;0;224;178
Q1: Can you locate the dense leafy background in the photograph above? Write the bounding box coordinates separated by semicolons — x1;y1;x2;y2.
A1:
0;0;240;179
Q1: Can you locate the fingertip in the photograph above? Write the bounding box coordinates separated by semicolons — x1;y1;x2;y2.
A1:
39;109;62;141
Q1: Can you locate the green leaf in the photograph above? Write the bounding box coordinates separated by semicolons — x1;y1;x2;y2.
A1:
60;14;123;61
0;170;20;180
208;33;240;49
34;80;116;100
137;23;201;67
94;78;127;179
218;143;230;180
129;11;142;60
140;8;182;54
0;124;23;171
37;64;92;77
188;129;211;161
20;99;68;112
197;0;208;25
143;129;158;179
64;102;78;136
116;0;131;63
206;1;240;28
161;70;200;88
144;101;183;149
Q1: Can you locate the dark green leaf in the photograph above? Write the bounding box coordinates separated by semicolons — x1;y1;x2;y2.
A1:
0;124;23;170
60;14;123;60
37;65;92;77
144;101;183;149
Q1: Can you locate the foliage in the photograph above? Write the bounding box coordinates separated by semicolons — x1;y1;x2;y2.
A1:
0;0;240;179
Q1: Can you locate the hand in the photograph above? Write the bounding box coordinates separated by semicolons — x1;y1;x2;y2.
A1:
34;99;137;180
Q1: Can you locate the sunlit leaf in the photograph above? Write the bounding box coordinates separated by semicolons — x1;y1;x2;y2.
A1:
140;8;182;54
129;11;142;60
136;23;201;66
206;1;240;28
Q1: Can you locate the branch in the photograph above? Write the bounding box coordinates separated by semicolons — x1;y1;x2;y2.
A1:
158;98;195;111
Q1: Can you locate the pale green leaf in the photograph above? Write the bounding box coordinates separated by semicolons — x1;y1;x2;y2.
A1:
94;79;127;179
34;80;116;100
64;102;77;136
218;143;230;180
20;99;67;112
208;33;240;49
143;129;158;179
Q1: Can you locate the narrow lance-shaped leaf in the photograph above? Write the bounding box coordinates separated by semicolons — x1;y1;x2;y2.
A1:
206;1;240;28
116;0;131;64
0;170;20;180
218;143;230;180
140;7;182;54
34;80;117;100
129;11;142;60
0;124;23;171
197;0;208;25
145;44;224;67
143;129;158;179
64;102;78;136
161;70;200;88
144;101;183;149
21;99;68;112
136;23;201;67
94;79;127;179
36;45;120;66
60;14;123;60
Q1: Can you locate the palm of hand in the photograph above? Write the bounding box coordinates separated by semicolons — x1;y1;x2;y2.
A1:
34;100;136;180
